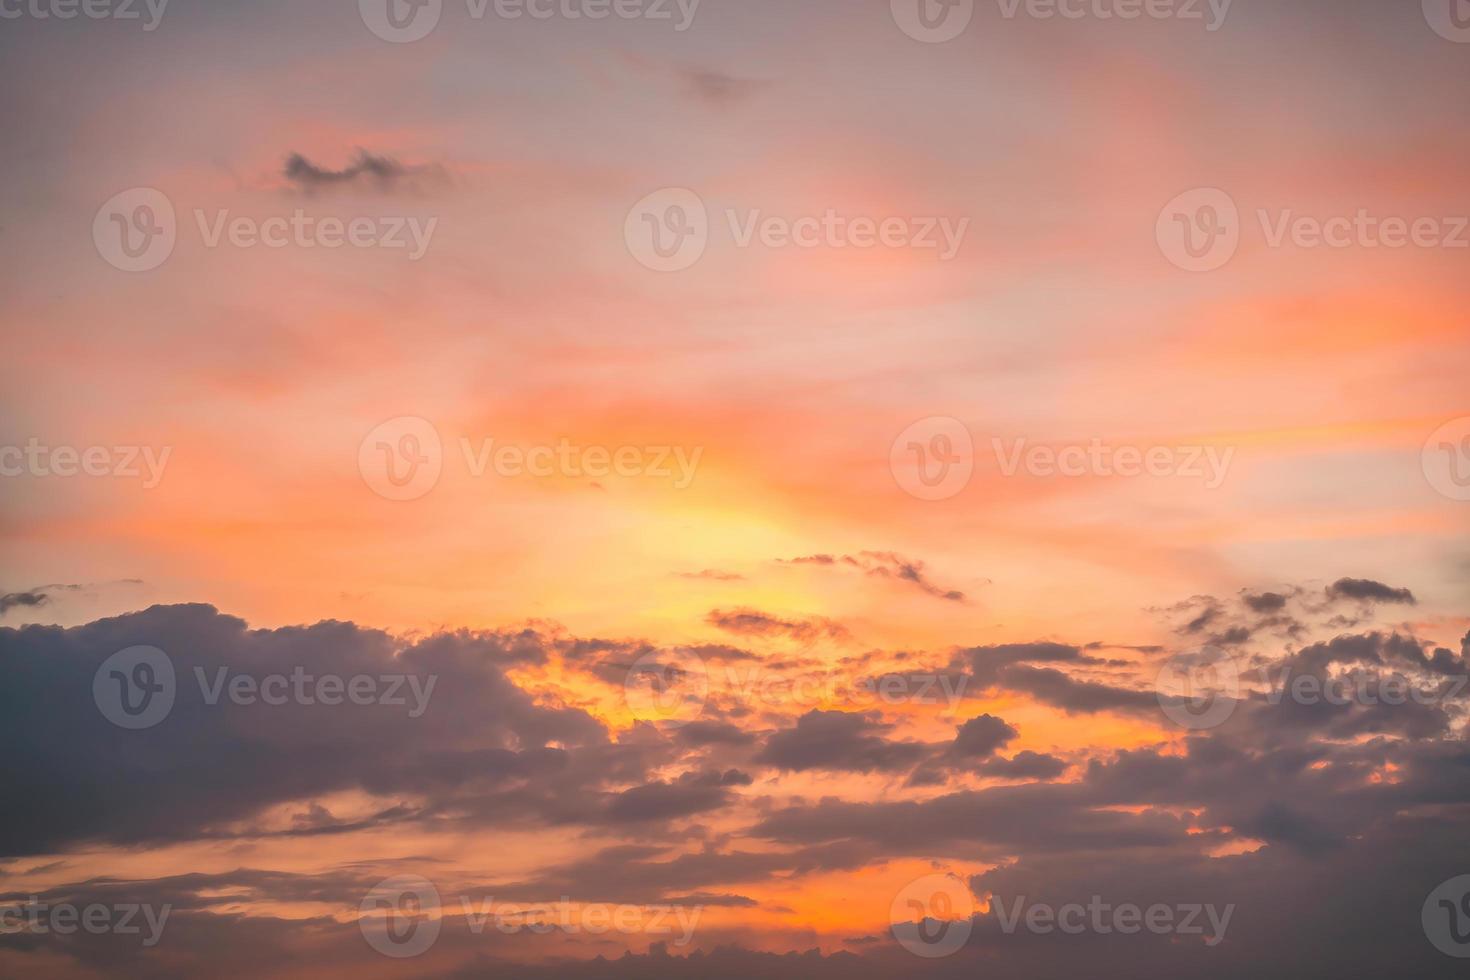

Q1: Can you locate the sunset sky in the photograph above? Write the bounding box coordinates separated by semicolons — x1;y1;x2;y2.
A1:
2;0;1469;977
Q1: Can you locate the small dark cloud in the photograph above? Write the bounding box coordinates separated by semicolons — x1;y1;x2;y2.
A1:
0;590;50;616
980;751;1069;780
0;583;87;617
282;150;443;194
782;552;967;603
675;721;757;747
706;608;849;644
947;714;1017;760
678;569;745;582
676;67;767;106
1243;591;1290;613
755;710;928;774
1326;578;1417;605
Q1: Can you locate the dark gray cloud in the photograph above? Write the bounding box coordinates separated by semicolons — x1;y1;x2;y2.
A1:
1242;591;1290;613
676;67;768;106
706;609;850;644
282;150;444;193
947;714;1017;760
0;605;635;856
755;710;929;774
1326;578;1417;605
957;642;1093;686
783;552;967;603
0;589;51;616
